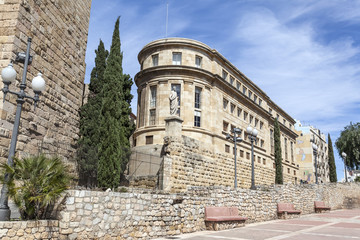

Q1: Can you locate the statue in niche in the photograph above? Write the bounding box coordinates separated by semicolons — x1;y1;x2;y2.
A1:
169;87;178;115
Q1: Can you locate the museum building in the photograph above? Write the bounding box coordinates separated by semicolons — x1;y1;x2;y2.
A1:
132;38;299;185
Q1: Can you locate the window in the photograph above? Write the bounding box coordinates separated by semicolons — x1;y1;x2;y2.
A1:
195;87;201;109
248;90;252;99
246;152;250;160
284;138;288;160
261;140;264;148
172;52;182;65
250;115;253;124
236;81;241;90
194;111;201;127
270;129;274;154
146;136;153;145
152;54;159;66
273;163;275;168
294;170;296;176
276;114;280;120
258;156;261;163
240;150;244;158
225;144;230;153
255;118;259;127
254;95;257;103
291;142;294;162
230;76;235;85
148;109;155;126
171;84;181;116
223;121;229;132
222;70;228;80
223;98;229;110
288;168;290;174
150;86;157;108
259;98;262;106
243;86;247;95
230;103;235;114
244;111;248;121
237;107;242;117
231;124;236;132
283;119;286;125
195;55;202;68
260;121;263;129
263;158;266;165
269;108;273;115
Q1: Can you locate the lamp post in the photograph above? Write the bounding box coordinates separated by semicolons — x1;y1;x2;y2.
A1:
226;128;243;189
0;37;46;221
246;126;258;190
312;143;318;184
342;152;348;183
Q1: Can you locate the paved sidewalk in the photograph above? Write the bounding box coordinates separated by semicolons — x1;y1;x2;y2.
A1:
156;209;360;240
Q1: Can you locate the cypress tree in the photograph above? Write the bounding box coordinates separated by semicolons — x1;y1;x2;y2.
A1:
77;40;108;187
328;134;337;182
97;17;133;189
274;118;283;184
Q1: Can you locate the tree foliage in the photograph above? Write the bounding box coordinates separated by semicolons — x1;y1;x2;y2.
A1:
0;155;70;220
97;17;134;189
327;134;337;182
77;40;108;187
335;122;360;170
274;118;283;184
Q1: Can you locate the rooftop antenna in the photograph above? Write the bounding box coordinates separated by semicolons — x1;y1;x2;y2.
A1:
165;0;169;38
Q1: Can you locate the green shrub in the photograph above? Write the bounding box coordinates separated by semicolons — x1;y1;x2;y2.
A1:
0;155;70;220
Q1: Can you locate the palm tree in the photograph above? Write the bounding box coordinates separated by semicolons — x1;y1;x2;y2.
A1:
0;155;70;220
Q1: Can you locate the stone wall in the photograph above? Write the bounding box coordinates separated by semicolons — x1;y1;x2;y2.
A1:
0;0;92;174
1;183;360;239
160;135;297;192
0;220;59;239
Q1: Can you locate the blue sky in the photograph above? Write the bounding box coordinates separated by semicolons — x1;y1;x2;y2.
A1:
85;0;360;181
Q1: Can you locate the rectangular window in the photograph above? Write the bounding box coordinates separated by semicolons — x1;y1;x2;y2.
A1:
194;110;201;127
261;139;264;148
259;98;262;106
223;121;229;132
283;119;286;125
254;95;257;103
258;156;261;163
149;109;156;125
263;158;266;165
225;144;230;153
284;138;288;160
243;86;247;95
288;168;290;174
237;107;242;117
248;90;252;99
244;111;248;121
291;142;294;162
255;118;259;127
146;136;153;145
250;115;253;124
236;81;241;90
152;54;159;66
269;108;273;116
260;121;263;129
223;98;229;110
294;170;296;176
230;76;235;85
222;70;228;80
195;87;201;109
230;103;235;114
246;152;250;160
240;150;244;158
231;124;236;132
150;86;157;108
270;129;274;154
172;52;182;65
276;114;280;120
171;84;181;116
195;55;202;68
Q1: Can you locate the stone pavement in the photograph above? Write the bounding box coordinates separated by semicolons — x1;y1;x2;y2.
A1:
156;209;360;240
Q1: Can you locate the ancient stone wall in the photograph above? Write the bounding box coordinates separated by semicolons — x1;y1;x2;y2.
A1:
1;183;360;239
160;136;297;192
0;220;59;239
0;0;92;174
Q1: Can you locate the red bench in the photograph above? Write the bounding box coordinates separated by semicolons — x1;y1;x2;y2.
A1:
277;203;301;219
314;201;331;213
205;206;247;230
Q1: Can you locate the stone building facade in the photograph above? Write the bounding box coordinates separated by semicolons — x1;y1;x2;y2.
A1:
0;0;92;173
132;38;299;187
294;120;329;183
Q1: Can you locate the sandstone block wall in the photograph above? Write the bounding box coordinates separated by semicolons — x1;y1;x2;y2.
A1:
0;220;59;239
161;136;296;192
1;183;360;239
0;0;92;174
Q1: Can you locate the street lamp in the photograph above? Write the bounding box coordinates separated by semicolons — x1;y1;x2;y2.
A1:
246;126;258;190
0;37;46;221
312;143;318;184
226;128;243;189
342;152;348;183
